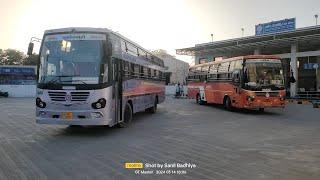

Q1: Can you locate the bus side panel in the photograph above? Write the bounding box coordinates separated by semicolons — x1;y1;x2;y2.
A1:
122;78;165;114
187;82;205;99
205;82;235;104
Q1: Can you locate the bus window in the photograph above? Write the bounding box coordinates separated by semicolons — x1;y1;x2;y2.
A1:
218;62;230;80
235;60;243;69
146;53;151;60
202;65;209;73
121;40;127;52
218;62;230;73
123;61;130;77
134;64;140;77
196;66;202;72
101;63;109;83
229;61;235;71
155;70;159;80
139;66;144;78
138;49;147;58
209;64;218;74
148;68;151;78
127;43;138;56
142;66;147;78
130;63;135;76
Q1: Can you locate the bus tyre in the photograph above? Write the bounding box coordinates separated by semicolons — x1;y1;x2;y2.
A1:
149;98;158;114
259;108;265;112
224;96;233;111
196;94;205;105
118;103;133;128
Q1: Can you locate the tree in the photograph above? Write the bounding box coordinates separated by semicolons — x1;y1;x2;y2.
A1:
0;49;6;65
0;49;25;65
23;54;39;65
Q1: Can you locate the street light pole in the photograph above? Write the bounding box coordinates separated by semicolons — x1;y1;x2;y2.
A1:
211;34;213;42
241;28;244;37
315;14;318;26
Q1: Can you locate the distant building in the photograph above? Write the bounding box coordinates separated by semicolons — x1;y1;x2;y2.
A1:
0;65;36;85
0;65;37;97
152;49;189;85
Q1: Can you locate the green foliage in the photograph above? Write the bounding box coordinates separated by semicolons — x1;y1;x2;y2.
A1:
23;54;39;65
0;49;38;66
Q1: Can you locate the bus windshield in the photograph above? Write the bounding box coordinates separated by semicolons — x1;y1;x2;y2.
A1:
38;33;107;85
244;59;284;91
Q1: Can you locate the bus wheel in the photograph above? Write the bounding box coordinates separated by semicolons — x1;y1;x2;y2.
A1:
259;108;265;112
196;94;205;105
196;94;200;104
118;103;133;128
223;96;232;111
149;98;158;114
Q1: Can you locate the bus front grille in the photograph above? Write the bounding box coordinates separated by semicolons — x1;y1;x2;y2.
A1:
48;91;67;101
70;92;90;102
48;91;90;102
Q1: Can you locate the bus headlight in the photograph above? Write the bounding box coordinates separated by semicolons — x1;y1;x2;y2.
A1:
36;98;46;108
279;96;285;101
247;96;255;102
91;98;106;109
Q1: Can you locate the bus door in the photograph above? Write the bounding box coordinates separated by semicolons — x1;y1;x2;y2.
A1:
231;69;242;107
112;58;123;124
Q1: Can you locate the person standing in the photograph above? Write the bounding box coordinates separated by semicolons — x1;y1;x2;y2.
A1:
175;83;180;97
180;84;184;97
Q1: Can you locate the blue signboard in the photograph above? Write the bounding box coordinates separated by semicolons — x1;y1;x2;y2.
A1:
0;67;35;75
304;63;319;70
255;18;296;36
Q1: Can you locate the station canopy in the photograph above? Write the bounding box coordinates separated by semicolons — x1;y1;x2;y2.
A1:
176;26;320;57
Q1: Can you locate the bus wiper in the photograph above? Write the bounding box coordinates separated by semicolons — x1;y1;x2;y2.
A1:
59;79;87;85
47;75;74;84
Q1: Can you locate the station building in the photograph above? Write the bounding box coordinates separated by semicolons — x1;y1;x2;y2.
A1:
0;65;37;97
152;49;189;85
177;24;320;98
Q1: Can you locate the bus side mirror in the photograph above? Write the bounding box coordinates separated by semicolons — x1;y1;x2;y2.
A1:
27;42;34;55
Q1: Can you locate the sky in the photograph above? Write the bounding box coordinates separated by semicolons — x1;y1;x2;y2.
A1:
0;0;320;63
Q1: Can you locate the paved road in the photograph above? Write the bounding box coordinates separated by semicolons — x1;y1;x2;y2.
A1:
0;97;319;180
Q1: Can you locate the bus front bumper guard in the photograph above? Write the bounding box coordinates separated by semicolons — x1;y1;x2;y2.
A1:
36;117;112;125
244;101;285;109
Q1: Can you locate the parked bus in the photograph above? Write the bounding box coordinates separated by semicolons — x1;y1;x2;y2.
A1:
28;27;166;127
187;55;285;111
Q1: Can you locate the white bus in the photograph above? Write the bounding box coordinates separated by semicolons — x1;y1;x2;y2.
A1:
28;27;166;127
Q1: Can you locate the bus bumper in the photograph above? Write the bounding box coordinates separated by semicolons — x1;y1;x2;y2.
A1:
36;117;112;126
244;101;285;109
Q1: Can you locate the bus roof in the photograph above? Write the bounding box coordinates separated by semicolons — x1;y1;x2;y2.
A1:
43;27;164;67
44;27;110;34
190;55;280;69
44;27;150;53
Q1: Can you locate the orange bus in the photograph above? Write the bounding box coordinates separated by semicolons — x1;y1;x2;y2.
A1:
187;55;286;111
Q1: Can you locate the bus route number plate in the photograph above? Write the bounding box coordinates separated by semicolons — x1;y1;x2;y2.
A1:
61;112;73;120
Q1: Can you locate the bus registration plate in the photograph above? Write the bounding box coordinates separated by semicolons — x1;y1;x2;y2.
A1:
61;112;73;120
